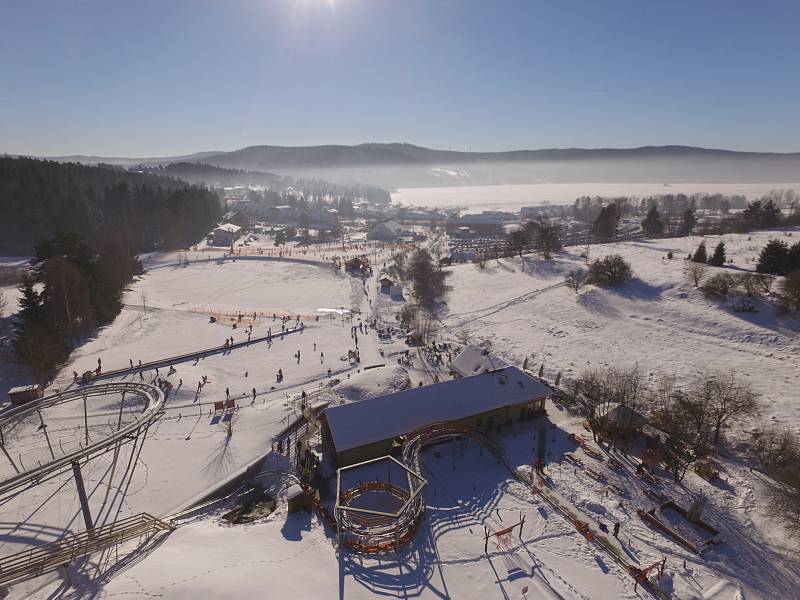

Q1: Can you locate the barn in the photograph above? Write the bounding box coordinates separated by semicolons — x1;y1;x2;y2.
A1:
320;366;550;467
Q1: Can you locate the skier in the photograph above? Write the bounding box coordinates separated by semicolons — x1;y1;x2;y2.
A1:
225;387;230;400
613;522;620;538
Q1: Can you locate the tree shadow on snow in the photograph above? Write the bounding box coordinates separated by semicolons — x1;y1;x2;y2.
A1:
605;278;664;302
577;290;622;319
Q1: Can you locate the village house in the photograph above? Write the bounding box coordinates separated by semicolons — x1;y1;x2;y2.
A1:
211;223;242;246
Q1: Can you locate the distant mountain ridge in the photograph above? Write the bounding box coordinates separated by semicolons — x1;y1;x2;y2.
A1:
38;143;800;186
199;143;800;170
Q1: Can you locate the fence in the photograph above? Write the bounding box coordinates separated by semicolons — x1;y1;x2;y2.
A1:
0;513;173;587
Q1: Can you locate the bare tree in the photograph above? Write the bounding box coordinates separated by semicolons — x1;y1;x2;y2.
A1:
533;217;562;260
750;425;799;473
755;273;777;296
750;425;800;537
737;273;762;297
565;268;589;294
649;384;711;481
508;227;531;258
684;261;708;287
694;372;758;445
570;366;644;441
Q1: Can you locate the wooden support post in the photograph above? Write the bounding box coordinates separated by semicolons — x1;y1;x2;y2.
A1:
38;410;56;460
0;442;20;474
71;460;94;536
85;394;90;445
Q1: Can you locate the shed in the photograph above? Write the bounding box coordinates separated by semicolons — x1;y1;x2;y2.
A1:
596;403;648;433
379;277;394;292
286;484;313;513
8;384;43;405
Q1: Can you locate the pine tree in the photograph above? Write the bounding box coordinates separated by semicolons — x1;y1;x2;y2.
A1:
787;242;800;274
641;205;664;237
756;239;790;275
691;241;708;263
680;209;697;235
708;241;726;267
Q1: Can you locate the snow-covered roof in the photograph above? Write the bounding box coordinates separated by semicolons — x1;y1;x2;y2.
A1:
451;345;510;378
215;223;241;233
8;384;39;394
323;366;550;453
370;220;404;236
596;403;648;429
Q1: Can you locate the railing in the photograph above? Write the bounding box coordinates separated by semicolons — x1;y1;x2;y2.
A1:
0;513;173;587
0;382;165;499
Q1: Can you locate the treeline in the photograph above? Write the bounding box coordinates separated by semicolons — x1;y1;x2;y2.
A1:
0;157;222;255
140;161;393;205
15;232;143;384
684;238;800;313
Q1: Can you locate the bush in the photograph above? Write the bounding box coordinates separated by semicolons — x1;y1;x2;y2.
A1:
587;255;632;286
702;272;737;299
780;271;800;312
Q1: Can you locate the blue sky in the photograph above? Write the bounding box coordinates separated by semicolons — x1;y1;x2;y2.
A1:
1;0;799;156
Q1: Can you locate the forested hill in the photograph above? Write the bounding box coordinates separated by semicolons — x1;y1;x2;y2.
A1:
0;157;222;255
142;162;287;187
141;162;393;204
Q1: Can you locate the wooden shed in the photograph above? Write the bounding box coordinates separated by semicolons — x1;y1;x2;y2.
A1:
8;384;44;405
286;484;313;513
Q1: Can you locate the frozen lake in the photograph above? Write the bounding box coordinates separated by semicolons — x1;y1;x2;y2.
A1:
391;182;800;213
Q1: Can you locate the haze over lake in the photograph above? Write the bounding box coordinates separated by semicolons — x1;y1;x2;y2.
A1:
391;183;800;213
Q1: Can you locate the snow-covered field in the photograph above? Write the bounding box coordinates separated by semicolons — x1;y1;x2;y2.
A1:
2;229;799;599
391;183;800;212
440;228;800;428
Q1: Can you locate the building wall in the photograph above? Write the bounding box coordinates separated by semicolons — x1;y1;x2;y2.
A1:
326;396;547;467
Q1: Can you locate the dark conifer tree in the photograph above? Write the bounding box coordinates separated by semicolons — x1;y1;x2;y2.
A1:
708;241;726;267
756;239;790;275
691;241;708;263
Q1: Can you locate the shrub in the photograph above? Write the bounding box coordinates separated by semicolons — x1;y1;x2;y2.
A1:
587;255;632;286
703;272;737;299
780;271;800;312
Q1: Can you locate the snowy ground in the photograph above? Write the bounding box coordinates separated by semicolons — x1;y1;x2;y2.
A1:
439;228;800;428
2;230;799;599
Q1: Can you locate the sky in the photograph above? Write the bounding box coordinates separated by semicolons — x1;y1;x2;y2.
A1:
1;0;799;157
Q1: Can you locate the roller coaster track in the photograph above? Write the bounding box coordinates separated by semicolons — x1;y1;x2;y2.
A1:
0;382;164;500
0;512;173;588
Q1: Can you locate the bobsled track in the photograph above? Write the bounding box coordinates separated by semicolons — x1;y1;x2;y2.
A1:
336;422;505;553
0;382;165;501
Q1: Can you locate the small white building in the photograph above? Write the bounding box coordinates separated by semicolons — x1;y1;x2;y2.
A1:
212;223;242;246
450;345;509;378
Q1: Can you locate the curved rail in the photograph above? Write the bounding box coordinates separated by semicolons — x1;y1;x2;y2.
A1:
0;382;164;498
338;422;504;553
